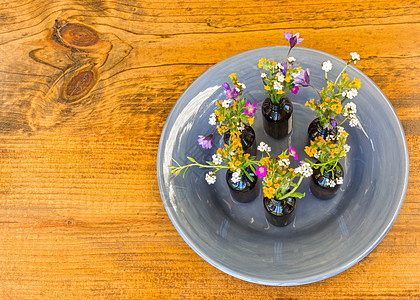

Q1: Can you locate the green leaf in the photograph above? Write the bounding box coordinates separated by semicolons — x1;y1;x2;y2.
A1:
336;164;341;173
289;192;305;199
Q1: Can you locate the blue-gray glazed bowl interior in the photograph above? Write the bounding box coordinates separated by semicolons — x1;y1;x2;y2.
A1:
157;46;409;285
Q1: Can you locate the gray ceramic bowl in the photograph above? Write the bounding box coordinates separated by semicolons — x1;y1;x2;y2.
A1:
157;46;409;285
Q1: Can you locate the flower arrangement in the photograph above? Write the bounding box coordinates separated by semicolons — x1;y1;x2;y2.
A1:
172;74;258;185
171;128;257;185
197;74;256;149
304;126;350;186
258;32;306;104
305;53;361;130
255;142;313;200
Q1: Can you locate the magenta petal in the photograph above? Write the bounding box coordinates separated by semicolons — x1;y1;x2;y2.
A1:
289;145;298;160
255;166;267;178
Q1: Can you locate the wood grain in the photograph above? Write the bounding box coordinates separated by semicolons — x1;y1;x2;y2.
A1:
0;0;418;298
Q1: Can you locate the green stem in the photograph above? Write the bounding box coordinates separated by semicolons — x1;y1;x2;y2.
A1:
334;62;350;85
276;176;304;200
337;116;348;126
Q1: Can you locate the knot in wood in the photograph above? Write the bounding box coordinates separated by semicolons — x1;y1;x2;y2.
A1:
53;20;100;51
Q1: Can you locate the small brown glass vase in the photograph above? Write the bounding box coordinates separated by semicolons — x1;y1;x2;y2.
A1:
226;167;258;203
223;124;256;156
261;97;293;139
310;161;344;200
263;195;296;227
307;118;337;144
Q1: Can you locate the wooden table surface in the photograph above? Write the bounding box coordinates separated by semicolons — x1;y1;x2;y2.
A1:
0;0;418;299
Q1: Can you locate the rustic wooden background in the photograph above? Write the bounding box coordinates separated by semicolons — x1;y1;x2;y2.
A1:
0;0;418;299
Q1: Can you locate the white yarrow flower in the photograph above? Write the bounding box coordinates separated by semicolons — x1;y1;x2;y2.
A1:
295;162;313;177
345;88;358;99
237;122;245;132
288;56;296;64
275;63;284;70
344;144;351;152
343;102;357;116
222;99;232;108
278;158;290;168
208;113;217;125
205;172;216;185
322;60;332;72
349;117;359;127
261;73;267;79
273;81;283;91
277;74;285;82
235;87;240;93
328;179;336;188
239;83;246;89
350;52;360;62
258;141;271;153
231;169;242;184
212;153;223;165
336;177;344;185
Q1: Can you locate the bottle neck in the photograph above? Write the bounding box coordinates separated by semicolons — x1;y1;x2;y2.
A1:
269;96;287;110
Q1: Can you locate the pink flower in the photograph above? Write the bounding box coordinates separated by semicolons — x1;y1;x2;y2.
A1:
291;86;299;94
197;134;213;149
289;145;298;160
255;166;267;178
244;102;257;116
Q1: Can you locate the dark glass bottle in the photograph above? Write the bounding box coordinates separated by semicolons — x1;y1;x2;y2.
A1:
307;118;337;144
226;167;258;203
261;97;293;139
223;124;256;156
263;195;296;227
310;161;344;200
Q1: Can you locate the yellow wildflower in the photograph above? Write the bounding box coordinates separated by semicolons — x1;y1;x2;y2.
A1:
353;77;361;89
342;72;349;82
258;58;266;69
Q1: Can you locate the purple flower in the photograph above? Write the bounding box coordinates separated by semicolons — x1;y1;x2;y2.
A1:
244;102;257;116
222;82;240;99
291;86;299;94
281;62;288;75
255;166;267;178
197;134;213;149
284;31;304;49
293;68;310;87
324;116;337;130
289;145;298;160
